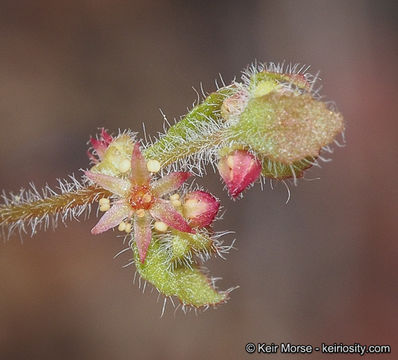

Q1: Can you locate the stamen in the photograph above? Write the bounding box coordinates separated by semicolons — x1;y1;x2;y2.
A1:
169;193;180;201
99;198;110;206
146;159;161;173
99;198;110;212
154;221;168;232
171;199;182;208
125;223;132;233
118;221;127;231
99;205;110;211
118;159;131;173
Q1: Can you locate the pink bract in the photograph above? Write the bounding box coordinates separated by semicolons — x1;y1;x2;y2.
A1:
87;128;113;163
183;191;220;227
218;150;262;198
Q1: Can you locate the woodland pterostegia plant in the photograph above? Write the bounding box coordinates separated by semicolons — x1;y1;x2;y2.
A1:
0;62;344;313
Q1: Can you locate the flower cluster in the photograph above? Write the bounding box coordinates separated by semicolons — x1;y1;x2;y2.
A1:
0;61;344;312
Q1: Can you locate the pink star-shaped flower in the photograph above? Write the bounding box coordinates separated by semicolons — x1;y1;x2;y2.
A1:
85;143;194;263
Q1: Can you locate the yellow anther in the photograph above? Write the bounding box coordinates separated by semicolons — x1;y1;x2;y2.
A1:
118;221;127;232
125;223;132;233
142;193;152;203
99;198;110;207
171;199;182;208
146;159;161;173
136;209;146;218
169;193;180;201
154;221;168;232
118;159;131;173
99;203;110;212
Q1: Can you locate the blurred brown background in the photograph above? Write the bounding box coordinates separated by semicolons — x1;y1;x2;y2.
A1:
0;1;397;359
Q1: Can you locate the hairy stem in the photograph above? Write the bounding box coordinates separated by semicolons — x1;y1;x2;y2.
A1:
144;87;235;167
0;186;111;227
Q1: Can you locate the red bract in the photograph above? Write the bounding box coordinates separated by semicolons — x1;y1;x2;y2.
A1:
218;150;262;198
87;128;113;164
85;143;194;263
183;191;220;227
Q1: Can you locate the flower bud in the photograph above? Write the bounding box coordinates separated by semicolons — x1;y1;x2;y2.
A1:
218;150;262;198
182;191;220;227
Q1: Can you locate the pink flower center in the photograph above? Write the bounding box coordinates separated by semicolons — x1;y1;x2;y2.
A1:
128;185;154;210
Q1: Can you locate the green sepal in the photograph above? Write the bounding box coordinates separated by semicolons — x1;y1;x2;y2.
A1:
261;156;316;180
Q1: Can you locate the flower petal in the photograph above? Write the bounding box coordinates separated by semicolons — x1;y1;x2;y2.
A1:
151;172;191;197
134;211;152;263
131;143;151;186
85;171;130;196
91;203;130;234
150;199;194;234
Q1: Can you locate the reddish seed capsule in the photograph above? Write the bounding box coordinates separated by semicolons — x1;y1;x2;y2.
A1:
218;150;262;198
183;191;220;227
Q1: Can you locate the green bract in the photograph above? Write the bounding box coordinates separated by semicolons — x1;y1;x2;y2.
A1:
133;238;226;308
227;92;343;164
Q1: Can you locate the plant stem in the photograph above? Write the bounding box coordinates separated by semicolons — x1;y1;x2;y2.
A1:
143;87;234;167
0;186;111;227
